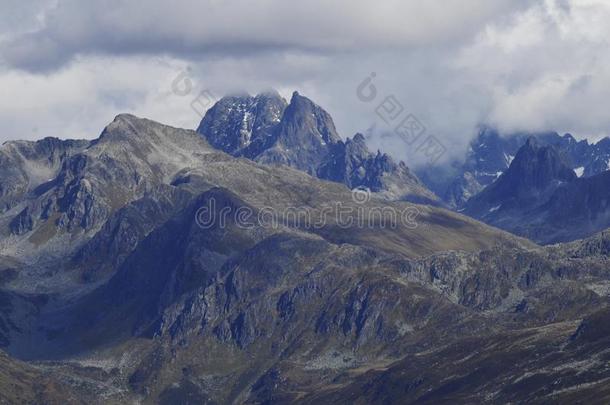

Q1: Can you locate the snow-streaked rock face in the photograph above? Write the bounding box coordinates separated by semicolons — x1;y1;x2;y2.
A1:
418;126;610;209
467;137;577;211
464;138;610;243
198;91;438;203
196;90;287;158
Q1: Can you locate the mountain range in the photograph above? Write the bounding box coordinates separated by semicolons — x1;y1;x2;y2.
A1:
463;137;610;243
197;90;437;204
1;92;610;403
418;126;610;209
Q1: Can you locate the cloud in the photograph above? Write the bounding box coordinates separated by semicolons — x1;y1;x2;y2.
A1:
0;0;53;37
0;0;526;72
455;0;610;140
0;0;609;168
0;56;201;141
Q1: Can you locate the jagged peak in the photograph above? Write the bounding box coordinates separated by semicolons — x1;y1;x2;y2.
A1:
205;90;285;111
492;138;576;195
286;91;328;113
96;114;196;148
287;91;311;108
563;133;576;142
595;137;610;148
512;139;569;169
112;113;142;123
280;91;342;145
101;113;148;136
197;90;288;155
351;133;366;143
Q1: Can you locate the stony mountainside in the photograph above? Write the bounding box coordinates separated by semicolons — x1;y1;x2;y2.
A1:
197;91;438;204
0;114;220;278
196;91;286;158
466;138;576;211
0;113;610;404
0;113;521;317
418;127;610;208
0;137;89;214
464;138;610;243
0;349;84;404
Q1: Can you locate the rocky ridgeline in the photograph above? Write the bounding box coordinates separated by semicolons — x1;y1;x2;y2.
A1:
0;97;609;403
197;91;437;203
465;137;610;243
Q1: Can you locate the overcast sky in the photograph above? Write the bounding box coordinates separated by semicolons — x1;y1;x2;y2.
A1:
1;0;609;165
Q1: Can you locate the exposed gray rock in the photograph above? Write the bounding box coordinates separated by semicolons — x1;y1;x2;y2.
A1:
197;91;439;203
0;137;88;214
465;138;610;243
0;112;609;404
418;126;610;209
196;90;287;158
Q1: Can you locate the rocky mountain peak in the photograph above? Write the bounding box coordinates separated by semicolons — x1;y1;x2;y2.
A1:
506;137;576;192
196;90;437;202
105;113;142;131
351;132;366;143
98;113;149;142
472;138;575;207
277;91;342;147
418;125;610;210
197;91;287;157
463;135;588;241
343;133;369;159
250;92;344;174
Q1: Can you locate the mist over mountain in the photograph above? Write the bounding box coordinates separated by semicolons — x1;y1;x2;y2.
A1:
462;137;610;244
418;127;610;209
